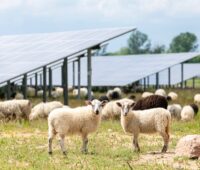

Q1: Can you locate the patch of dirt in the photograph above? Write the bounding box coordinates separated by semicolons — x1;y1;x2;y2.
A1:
133;150;200;170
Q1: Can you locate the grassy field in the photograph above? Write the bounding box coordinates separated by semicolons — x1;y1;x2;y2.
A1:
0;89;200;170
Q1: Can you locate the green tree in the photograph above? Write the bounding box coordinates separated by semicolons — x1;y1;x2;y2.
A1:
151;44;166;54
169;32;198;52
128;30;151;54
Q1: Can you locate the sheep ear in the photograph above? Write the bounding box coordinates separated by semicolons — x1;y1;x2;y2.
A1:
116;102;122;108
85;100;92;105
130;102;135;108
101;100;108;107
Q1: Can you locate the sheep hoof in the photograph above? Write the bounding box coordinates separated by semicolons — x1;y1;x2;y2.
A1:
161;146;167;153
48;151;53;155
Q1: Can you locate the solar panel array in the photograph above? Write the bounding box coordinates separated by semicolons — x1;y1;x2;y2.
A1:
0;27;135;85
49;53;200;86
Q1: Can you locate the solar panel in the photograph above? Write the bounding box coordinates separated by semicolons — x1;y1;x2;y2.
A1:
0;27;135;85
49;53;200;86
148;63;200;85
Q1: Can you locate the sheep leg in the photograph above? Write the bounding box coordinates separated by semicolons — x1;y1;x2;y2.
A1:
81;134;88;153
58;135;67;155
133;135;140;152
48;131;56;155
160;132;169;153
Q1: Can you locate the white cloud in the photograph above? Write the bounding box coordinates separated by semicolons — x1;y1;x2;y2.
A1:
0;0;22;10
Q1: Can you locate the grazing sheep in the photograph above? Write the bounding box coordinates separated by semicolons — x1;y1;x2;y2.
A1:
181;104;198;121
155;89;167;97
37;90;44;97
167;104;182;120
101;98;134;120
0;100;23;121
99;95;110;102
116;102;171;152
167;92;178;101
13;99;32;120
27;87;35;97
14;92;24;99
29;101;63;120
194;94;200;105
48;99;107;155
133;95;168;110
113;87;122;96
142;92;153;98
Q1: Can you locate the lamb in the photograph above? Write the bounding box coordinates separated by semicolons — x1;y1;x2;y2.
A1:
48;99;107;155
51;87;63;98
167;104;182;120
101;98;134;120
116;101;171;152
29;101;63;120
167;92;178;101
72;88;89;97
133;95;168;110
181;104;199;121
142;92;153;98
194;94;200;105
155;89;167;97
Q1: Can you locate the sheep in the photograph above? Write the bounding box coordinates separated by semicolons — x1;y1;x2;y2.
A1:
142;92;153;98
167;92;178;101
29;101;63;120
116;101;171;153
167;104;182;120
194;94;200;105
132;95;168;110
72;88;88;97
37;90;44;97
13;99;32;120
27;87;35;97
101;98;134;120
48;99;107;155
106;88;122;100
155;89;167;97
51;87;63;98
98;95;110;102
0;100;24;121
181;104;198;121
14;92;24;99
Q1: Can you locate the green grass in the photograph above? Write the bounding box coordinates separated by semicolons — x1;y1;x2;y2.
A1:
0;89;200;169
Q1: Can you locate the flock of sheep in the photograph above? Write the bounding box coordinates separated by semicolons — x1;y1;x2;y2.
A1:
0;87;200;155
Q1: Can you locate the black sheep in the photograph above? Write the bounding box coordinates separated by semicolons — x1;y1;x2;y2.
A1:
132;95;168;110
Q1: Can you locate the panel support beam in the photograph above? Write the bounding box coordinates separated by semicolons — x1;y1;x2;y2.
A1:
181;63;184;88
156;72;159;89
48;68;52;97
72;61;75;88
77;57;81;99
87;48;92;100
6;80;11;100
63;58;68;105
168;67;171;88
22;74;27;99
35;73;38;97
193;77;195;89
43;66;47;102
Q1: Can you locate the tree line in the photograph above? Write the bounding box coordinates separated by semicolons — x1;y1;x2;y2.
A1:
106;30;199;56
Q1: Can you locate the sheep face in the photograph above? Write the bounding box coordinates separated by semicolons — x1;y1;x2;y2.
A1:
86;99;107;115
116;102;135;116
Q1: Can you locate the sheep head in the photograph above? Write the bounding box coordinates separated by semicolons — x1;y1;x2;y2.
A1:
85;99;107;115
116;101;135;116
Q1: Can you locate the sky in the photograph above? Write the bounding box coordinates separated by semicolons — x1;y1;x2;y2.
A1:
0;0;200;52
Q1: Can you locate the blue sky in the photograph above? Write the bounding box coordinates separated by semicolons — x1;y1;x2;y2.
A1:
0;0;200;52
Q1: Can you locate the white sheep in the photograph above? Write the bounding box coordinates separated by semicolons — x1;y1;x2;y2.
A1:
142;92;153;98
116;101;171;153
194;94;200;105
51;87;63;98
181;104;198;121
168;92;178;101
29;101;63;120
27;87;35;97
48;99;107;155
0;100;23;121
155;89;167;97
106;88;122;100
37;90;44;97
101;98;134;120
72;88;89;97
167;104;182;120
14;92;24;99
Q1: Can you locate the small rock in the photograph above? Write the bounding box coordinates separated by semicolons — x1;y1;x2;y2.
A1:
175;135;200;159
